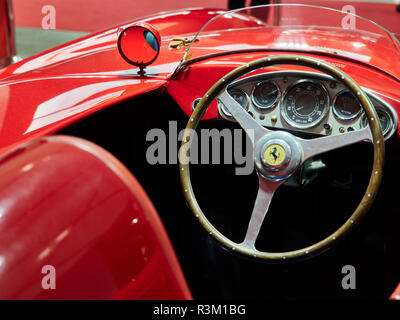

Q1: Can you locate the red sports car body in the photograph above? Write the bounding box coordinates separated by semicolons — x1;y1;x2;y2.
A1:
0;3;400;300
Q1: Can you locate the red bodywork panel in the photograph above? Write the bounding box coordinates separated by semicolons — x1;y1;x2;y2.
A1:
0;135;191;299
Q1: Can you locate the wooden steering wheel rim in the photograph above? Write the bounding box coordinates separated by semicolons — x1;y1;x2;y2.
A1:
179;54;385;262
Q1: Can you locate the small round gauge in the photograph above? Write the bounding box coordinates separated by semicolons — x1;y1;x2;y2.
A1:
333;90;362;121
192;98;201;110
361;107;392;137
251;80;280;110
219;88;249;118
282;80;329;129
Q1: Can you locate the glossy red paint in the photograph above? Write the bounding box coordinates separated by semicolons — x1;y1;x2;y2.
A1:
0;8;256;80
0;135;192;299
0;77;169;156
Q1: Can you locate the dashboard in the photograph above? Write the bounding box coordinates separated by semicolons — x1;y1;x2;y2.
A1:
209;71;398;140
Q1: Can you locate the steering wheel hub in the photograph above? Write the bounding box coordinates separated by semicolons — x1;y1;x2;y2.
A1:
261;139;291;170
255;132;302;181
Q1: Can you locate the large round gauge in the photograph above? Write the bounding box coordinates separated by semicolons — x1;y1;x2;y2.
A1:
219;88;249;118
251;80;280;110
333;90;362;121
282;80;329;129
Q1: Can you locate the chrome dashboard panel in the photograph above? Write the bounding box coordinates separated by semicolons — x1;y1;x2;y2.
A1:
217;71;398;141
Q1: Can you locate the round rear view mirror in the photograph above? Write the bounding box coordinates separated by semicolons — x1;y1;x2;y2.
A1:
117;23;161;73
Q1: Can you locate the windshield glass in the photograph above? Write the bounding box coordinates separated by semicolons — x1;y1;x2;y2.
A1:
179;4;400;81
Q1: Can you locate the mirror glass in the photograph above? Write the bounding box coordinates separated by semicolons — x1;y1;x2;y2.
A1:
118;24;160;67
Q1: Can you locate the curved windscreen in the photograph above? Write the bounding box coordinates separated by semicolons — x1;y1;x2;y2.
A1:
179;4;400;81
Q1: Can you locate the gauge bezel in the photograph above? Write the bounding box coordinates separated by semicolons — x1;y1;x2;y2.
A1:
361;107;391;137
332;89;363;122
281;79;330;129
360;92;398;140
251;80;281;111
218;87;249;119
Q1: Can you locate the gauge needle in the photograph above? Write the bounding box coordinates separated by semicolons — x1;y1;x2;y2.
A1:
297;105;304;111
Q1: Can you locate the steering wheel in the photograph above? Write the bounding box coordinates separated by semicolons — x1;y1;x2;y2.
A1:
179;55;384;262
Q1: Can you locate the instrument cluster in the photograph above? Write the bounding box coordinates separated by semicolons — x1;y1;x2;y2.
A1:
215;71;398;140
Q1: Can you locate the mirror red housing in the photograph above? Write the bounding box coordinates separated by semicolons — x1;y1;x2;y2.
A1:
117;23;161;74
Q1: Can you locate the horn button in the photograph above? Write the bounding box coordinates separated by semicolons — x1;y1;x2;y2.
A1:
254;131;302;181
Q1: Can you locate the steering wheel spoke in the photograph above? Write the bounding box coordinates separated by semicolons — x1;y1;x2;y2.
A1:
299;127;373;162
218;89;269;143
241;175;283;250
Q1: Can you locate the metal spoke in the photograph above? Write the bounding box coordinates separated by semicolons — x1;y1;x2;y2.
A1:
299;127;372;163
218;89;268;144
241;175;283;250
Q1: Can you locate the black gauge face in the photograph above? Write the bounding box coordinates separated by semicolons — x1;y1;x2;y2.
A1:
362;108;392;137
252;81;280;110
333;90;362;121
219;88;249;117
282;81;329;128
